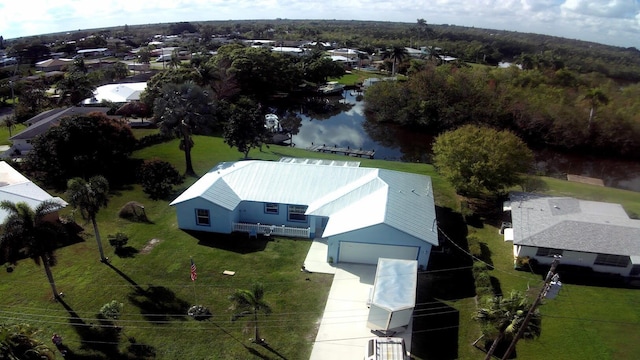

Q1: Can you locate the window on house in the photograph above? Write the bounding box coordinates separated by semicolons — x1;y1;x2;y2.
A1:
630;265;640;276
535;248;564;257
195;209;210;226
288;205;307;222
594;254;629;268
265;203;279;214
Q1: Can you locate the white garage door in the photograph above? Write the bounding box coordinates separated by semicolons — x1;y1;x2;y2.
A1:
338;242;419;265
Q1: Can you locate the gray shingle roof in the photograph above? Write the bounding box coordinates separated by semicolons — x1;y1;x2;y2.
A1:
509;192;640;257
11;107;112;141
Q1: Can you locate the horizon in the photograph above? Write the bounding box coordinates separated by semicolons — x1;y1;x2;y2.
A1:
0;1;639;49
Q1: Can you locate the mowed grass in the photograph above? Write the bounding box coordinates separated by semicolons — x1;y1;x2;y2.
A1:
1;131;639;359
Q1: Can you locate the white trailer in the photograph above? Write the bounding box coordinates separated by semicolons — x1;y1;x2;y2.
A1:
366;258;418;333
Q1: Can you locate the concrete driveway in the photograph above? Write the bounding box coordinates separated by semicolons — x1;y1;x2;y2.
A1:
304;239;413;360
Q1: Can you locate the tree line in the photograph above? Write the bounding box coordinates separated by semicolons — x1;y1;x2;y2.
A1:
365;63;640;160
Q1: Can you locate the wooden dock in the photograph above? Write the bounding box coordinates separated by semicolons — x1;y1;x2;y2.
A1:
306;144;375;159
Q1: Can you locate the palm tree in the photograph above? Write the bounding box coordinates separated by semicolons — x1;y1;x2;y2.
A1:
229;283;272;344
583;87;609;130
170;49;181;69
66;176;110;262
474;291;541;360
154;82;215;176
383;46;409;76
0;200;64;299
0;323;56;359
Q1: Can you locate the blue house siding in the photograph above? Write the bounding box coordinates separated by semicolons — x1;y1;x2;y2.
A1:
174;199;233;233
326;224;433;268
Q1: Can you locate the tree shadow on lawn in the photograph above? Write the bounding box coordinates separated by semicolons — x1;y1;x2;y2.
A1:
114;246;140;258
184;230;269;254
128;285;190;322
524;262;640;289
410;288;460;360
58;298;158;360
104;261;145;293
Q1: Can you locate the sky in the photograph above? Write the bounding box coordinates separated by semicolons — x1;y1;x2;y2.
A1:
0;0;639;49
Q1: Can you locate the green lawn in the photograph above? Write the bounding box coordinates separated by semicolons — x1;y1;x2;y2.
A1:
1;133;639;359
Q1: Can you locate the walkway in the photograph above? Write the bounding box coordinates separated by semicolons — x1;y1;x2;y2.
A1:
304;239;413;360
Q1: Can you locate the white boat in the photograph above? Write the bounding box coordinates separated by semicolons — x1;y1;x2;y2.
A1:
318;81;345;95
264;114;282;132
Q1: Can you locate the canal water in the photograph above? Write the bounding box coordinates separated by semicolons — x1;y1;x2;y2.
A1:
284;91;640;192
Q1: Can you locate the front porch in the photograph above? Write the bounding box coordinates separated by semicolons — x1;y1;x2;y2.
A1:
233;222;311;238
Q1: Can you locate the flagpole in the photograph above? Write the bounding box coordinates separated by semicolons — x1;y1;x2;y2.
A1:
190;257;198;304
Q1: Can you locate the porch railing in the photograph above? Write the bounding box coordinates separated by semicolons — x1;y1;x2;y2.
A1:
233;222;311;239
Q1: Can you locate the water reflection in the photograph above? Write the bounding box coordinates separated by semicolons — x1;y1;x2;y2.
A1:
277;91;640;192
287;92;433;161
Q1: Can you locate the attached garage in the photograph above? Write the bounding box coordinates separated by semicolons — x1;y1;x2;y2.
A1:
338;242;419;265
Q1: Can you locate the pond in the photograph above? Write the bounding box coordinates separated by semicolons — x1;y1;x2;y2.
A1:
282;91;640;192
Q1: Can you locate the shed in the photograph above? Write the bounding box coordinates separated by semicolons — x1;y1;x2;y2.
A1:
367;258;417;333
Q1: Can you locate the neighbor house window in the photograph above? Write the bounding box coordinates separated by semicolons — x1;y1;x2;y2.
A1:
594;254;629;268
288;205;307;222
265;203;279;214
535;248;564;257
195;209;210;226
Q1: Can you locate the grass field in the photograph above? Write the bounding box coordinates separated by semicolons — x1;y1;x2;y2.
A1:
0;132;639;359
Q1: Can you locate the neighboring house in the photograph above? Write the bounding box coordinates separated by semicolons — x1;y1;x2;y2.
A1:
0;161;67;223
404;47;424;58
6;107;111;157
504;192;640;278
271;46;306;56
76;48;110;57
81;82;147;105
170;158;439;268
35;58;72;72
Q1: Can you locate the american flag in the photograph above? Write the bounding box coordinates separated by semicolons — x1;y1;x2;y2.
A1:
190;258;197;281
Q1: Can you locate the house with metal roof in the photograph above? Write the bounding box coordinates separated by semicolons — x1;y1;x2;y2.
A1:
0;162;67;223
170;159;438;268
505;192;640;277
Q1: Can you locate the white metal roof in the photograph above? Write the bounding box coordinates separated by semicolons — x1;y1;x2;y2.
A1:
171;160;437;244
82;82;147;104
371;258;417;311
0;162;67;222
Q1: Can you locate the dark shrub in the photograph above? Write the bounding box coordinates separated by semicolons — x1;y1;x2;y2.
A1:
138;159;184;200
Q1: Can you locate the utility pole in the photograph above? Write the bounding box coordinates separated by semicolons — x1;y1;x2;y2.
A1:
501;256;560;360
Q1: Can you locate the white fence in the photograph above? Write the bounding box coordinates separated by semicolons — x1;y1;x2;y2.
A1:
232;222;311;238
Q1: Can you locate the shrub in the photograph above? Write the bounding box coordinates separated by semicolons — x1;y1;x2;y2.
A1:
135;132;174;150
188;305;212;321
474;271;492;289
138;159;184;199
118;201;149;222
108;232;129;252
472;261;488;275
100;300;123;320
468;236;482;258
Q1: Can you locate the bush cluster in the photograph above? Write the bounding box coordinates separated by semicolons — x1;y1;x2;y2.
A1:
135;132;174;150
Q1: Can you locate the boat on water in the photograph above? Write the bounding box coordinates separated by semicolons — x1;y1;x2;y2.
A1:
318;81;345;95
264;114;282;132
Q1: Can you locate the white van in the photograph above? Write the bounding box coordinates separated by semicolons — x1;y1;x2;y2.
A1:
365;337;409;360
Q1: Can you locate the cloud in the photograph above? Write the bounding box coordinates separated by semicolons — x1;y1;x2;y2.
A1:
0;0;638;48
561;0;639;19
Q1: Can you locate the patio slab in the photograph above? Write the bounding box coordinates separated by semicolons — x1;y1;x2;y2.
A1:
302;238;337;274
